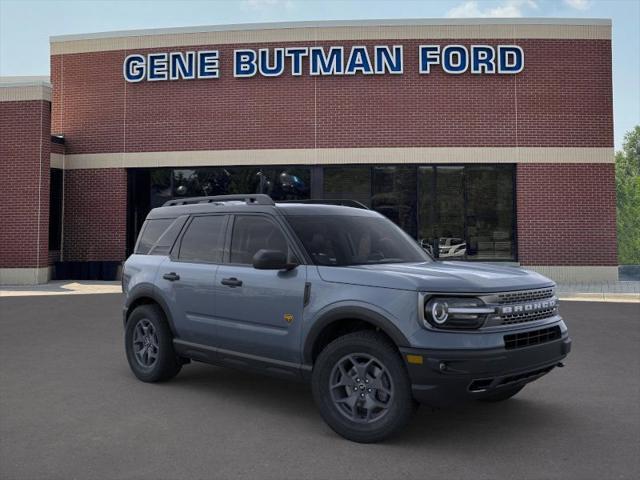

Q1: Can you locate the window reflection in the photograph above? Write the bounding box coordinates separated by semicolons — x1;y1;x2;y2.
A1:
323;166;371;207
465;165;514;260
417;165;514;260
372;166;417;238
142;163;515;262
149;166;310;207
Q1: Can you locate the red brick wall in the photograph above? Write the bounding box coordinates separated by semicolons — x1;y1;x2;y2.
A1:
48;35;614;267
62;168;127;261
517;163;617;266
51;141;65;154
51;39;613;154
0;100;50;269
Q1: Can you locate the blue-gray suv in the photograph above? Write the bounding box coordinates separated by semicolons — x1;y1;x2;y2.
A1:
122;194;571;442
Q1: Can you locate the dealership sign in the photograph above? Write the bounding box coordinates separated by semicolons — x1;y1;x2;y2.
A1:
123;44;524;82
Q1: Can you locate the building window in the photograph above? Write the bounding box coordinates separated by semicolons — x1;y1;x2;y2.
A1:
323;166;371;206
167;166;310;202
465;165;515;260
417;164;516;260
48;169;63;251
372;166;417;239
129;163;516;262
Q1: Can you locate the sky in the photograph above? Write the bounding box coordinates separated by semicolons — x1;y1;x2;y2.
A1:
1;0;638;149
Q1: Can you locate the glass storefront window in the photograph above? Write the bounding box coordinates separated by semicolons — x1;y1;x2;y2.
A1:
131;163;516;262
465;165;515;260
164;166;310;202
417;165;515;260
372;166;417;239
323;166;371;206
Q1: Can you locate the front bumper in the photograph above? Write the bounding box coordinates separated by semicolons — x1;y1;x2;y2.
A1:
400;333;571;406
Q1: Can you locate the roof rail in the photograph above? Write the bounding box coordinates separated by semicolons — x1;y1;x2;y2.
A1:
163;194;275;207
276;199;369;209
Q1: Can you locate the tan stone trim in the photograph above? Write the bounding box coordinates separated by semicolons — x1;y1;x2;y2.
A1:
0;84;52;102
50;19;612;55
62;147;614;170
51;153;64;169
0;267;50;286
524;266;618;283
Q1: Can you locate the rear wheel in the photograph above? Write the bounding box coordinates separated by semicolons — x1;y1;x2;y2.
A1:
125;304;182;382
477;385;524;402
312;331;415;443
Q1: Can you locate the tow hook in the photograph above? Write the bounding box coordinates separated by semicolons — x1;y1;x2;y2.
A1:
557;362;565;368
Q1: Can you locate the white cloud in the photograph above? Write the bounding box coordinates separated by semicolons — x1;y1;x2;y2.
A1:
446;0;538;18
242;0;293;10
563;0;591;10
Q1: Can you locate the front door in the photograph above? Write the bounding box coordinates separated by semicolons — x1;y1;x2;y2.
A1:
213;214;307;364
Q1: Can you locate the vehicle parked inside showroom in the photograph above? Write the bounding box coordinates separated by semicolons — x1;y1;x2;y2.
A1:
121;194;571;443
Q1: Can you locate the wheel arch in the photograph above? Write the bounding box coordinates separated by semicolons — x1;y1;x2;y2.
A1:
125;285;176;336
303;306;410;365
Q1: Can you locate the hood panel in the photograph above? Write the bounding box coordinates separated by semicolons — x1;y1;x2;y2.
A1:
317;261;554;293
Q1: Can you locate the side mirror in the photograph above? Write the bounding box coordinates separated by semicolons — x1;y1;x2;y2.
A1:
252;249;297;271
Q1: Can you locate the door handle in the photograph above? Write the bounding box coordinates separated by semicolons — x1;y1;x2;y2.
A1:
221;277;243;287
162;272;180;282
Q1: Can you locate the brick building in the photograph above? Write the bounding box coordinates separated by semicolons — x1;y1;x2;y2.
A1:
0;18;616;284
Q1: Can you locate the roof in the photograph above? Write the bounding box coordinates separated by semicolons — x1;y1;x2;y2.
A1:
49;18;612;55
148;200;380;220
50;18;611;42
0;76;52;102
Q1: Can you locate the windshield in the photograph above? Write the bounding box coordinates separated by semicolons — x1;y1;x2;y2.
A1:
286;215;431;266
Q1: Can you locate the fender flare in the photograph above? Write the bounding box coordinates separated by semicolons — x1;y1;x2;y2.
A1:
124;284;177;336
302;305;410;364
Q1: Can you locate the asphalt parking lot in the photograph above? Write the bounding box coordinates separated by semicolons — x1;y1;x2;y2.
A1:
1;295;638;480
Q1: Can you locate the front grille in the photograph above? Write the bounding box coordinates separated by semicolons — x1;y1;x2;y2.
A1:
495;288;558;325
504;326;561;350
501;306;558;325
497;287;554;304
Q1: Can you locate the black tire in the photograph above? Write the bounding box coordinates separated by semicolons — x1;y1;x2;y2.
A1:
125;304;182;382
311;331;416;443
477;385;524;402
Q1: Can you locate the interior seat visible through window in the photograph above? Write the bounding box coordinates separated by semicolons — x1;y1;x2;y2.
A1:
230;216;290;264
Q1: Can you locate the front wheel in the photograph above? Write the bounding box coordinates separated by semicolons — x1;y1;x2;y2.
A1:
312;331;416;443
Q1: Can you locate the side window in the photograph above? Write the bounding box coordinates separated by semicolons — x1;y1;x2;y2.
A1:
230;216;290;265
135;218;173;255
148;216;188;256
178;215;227;263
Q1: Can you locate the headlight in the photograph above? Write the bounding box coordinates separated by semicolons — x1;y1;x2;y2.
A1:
424;297;494;329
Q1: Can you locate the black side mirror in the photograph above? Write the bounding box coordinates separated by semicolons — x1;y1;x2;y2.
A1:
252;249;297;271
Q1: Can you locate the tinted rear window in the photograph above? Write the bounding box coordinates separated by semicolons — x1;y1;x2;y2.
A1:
178;215;227;263
135;218;173;255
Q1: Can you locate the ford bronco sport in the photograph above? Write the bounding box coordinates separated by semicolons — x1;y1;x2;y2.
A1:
122;194;571;443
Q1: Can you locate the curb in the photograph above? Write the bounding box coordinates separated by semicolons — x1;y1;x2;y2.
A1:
558;293;640;303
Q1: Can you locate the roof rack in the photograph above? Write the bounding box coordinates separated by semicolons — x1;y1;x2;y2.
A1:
163;194;275;207
276;199;369;209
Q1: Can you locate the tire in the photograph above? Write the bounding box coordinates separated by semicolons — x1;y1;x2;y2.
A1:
477;385;524;402
311;331;416;443
125;304;182;382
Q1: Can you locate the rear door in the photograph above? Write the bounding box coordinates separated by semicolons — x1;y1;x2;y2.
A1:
156;214;228;346
213;214;307;364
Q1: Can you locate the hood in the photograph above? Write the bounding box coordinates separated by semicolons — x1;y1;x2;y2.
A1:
316;261;554;293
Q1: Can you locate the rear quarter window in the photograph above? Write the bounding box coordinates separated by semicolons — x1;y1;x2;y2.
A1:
134;218;175;255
